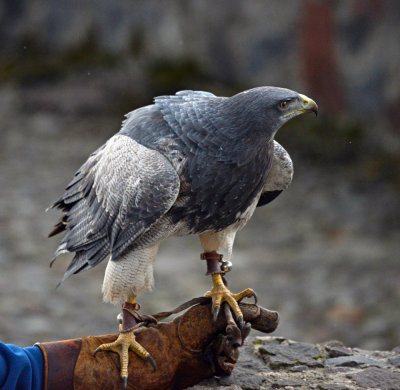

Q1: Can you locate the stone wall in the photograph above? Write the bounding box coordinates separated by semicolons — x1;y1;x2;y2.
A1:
1;0;400;123
1;0;399;186
193;336;400;390
0;0;399;354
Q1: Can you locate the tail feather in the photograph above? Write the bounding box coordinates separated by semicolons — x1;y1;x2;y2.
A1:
48;214;68;237
50;243;69;268
49;143;109;281
57;252;87;287
55;239;110;285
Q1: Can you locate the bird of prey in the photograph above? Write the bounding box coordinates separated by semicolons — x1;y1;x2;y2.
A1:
49;86;318;385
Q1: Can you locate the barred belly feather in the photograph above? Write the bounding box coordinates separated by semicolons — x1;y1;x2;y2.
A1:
102;244;160;303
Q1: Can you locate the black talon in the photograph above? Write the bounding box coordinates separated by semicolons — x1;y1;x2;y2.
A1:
240;322;252;343
251;290;258;305
93;346;101;357
238;290;257;304
237;315;244;329
147;355;157;372
122;376;128;389
223;302;234;324
213;306;220;322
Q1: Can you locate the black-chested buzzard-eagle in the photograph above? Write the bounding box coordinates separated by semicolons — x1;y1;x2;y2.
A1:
49;86;318;385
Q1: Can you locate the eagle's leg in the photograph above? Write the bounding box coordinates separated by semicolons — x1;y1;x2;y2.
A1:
202;252;255;326
94;297;156;389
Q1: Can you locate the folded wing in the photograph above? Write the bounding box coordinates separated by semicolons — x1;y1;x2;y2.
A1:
49;134;180;281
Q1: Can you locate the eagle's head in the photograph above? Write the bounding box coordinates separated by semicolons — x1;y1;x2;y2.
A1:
230;86;318;139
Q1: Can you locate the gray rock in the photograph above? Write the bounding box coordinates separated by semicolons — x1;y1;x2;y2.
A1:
388;356;400;368
318;385;353;390
325;345;353;358
212;363;266;389
290;365;308;372
271;379;306;388
196;337;400;389
305;359;325;368
190;386;242;390
323;367;354;375
196;344;266;389
289;341;323;360
326;355;389;368
347;367;400;390
269;355;297;369
259;338;323;368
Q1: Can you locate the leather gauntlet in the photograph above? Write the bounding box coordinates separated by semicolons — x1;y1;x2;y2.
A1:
36;301;278;390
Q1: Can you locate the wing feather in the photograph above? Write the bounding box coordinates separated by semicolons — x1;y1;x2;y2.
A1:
50;134;180;280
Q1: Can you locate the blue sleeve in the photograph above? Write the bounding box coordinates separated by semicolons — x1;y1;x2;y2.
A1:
0;343;44;390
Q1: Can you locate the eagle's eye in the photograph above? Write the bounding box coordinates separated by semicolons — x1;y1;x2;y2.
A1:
279;101;288;109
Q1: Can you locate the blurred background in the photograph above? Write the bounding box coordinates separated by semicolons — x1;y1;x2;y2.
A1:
0;0;399;351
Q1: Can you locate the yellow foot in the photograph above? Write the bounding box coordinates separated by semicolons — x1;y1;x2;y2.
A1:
204;273;255;326
94;329;156;389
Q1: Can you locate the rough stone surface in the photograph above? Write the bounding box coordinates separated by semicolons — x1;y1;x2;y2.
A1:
191;336;400;390
1;1;400;356
259;339;324;367
326;355;389;368
196;346;268;390
325;342;353;358
388;356;400;368
318;385;353;390
347;367;400;390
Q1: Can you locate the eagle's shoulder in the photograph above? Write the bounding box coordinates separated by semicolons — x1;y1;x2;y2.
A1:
257;141;293;207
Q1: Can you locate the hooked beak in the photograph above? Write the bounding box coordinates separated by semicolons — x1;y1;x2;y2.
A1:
298;93;318;116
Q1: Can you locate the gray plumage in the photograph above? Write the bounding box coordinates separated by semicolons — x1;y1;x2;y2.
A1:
49;87;316;303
